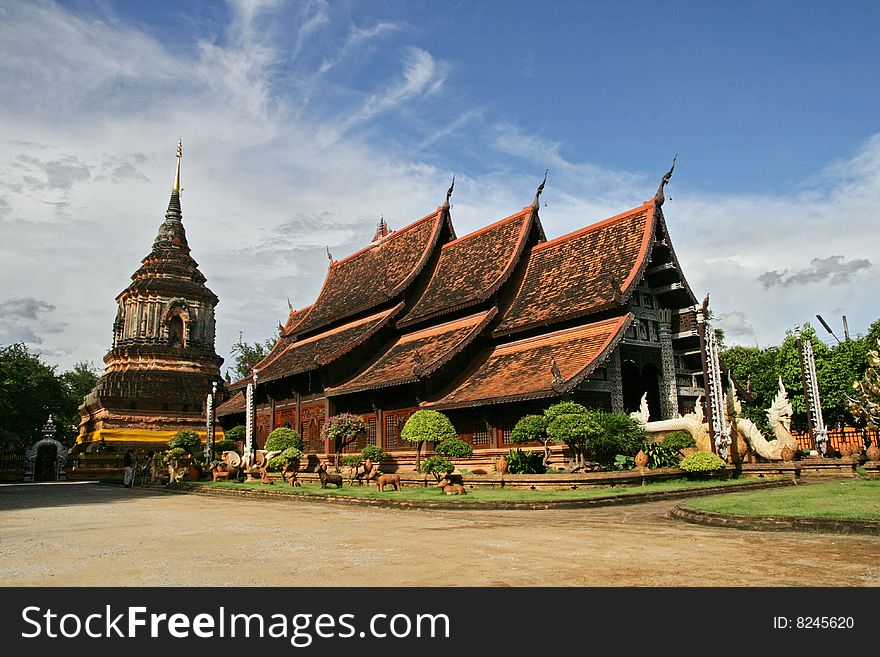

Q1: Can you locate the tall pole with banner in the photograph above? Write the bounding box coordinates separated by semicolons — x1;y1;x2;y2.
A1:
245;368;259;466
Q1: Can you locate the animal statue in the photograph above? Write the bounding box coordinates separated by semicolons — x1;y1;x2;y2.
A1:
167;462;188;484
258;464;273;485
437;476;466;495
281;461;300;487
210;464;232;481
375;473;401;492
495;455;509;475
346;459;373;485
316;463;343;489
221;451;244;481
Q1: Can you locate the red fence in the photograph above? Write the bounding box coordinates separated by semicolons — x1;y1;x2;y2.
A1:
792;426;879;453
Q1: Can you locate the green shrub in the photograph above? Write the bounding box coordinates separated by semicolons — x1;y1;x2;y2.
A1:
224;425;246;442
505;449;546;474
641;441;681;468
341;454;363;467
544;401;588;423
421;455;455;480
679;451;727;472
402;410;457;470
267;455;285;471
280;447;303;461
322;413;369;453
662;431;696;452
510;414;548;444
265;427;303;452
361;445;387;462
169;430;200;453
613;454;635;470
166;447;187;461
586;411;645;465
435;437;473;458
212;439;238;455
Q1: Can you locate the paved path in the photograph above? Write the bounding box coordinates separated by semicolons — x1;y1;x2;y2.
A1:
1;482;877;586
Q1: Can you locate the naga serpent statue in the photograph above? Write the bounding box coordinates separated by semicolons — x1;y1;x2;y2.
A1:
631;376;798;461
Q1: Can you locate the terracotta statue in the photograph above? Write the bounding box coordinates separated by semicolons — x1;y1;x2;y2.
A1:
316;463;343;489
375;473;401;492
495;455;508;475
281;461;300;487
437;476;466;495
258;464;273;485
210;464;232;481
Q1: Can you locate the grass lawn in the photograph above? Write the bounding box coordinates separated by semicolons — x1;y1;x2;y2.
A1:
688;479;880;521
183;475;777;504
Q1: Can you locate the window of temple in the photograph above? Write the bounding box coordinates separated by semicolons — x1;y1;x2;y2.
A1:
631;291;640;307
169;315;185;347
642;293;654;309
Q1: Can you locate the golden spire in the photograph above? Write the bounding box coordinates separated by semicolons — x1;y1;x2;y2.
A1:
172;138;182;193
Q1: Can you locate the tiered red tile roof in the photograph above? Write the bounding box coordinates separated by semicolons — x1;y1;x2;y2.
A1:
255;304;403;384
424;314;634;409
327;308;497;396
493;201;656;337
398;207;540;328
287;208;449;337
216;390;245;415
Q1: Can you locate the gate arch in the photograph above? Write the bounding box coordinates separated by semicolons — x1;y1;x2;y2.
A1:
24;437;68;482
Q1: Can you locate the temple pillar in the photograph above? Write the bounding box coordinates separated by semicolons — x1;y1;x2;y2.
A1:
657;309;678;419
607;348;624;413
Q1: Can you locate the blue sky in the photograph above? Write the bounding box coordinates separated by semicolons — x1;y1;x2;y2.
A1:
1;0;878;373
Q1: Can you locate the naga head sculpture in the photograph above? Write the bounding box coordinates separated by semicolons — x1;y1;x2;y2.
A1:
768;377;793;432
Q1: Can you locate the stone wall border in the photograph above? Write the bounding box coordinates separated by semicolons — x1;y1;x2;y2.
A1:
670;504;880;535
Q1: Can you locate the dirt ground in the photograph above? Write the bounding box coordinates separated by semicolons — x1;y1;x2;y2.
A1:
1;481;878;587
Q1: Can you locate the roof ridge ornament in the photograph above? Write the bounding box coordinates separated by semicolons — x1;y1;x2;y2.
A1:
550;354;565;391
532;169;548;211
443;174;455;211
172;138;182;193
326;246;335;266
372;214;389;242
654;154;676;207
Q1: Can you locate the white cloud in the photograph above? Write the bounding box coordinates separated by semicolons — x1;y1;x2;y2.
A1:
0;0;877;378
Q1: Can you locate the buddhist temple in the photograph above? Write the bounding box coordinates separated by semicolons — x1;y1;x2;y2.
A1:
76;141;223;452
218;165;703;457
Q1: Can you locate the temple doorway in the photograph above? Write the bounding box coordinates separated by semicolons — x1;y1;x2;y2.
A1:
621;359;662;420
34;444;58;481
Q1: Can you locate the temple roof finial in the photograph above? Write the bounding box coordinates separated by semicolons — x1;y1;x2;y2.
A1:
326;246;334;266
373;214;389;242
172;138;182;194
532;169;548;211
443;174;455;210
654;154;676;206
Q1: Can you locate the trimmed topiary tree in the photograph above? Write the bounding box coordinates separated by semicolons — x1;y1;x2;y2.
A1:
588;411;646;465
544;401;589;423
169;430;200;455
265;427;303;452
401;410;457;471
322;413;369;468
435;437;473;458
268;446;303;471
421;455;455;482
546;412;597;468
225;425;246;443
510;414;551;466
212;439;238;456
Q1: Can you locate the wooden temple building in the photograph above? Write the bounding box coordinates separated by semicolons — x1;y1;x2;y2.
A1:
76;142;223;452
217;167;703;458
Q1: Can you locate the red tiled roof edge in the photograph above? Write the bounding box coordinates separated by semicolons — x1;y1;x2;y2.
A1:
314;302;405;366
227;374;252;392
286;206;450;337
493;200;657;338
326;307;497;397
397;207;542;328
424;313;634;411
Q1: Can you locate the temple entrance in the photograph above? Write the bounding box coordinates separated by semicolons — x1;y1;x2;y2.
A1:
621;359;662;419
34;444;58;481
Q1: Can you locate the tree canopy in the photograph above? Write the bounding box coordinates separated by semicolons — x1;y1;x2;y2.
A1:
0;343;99;448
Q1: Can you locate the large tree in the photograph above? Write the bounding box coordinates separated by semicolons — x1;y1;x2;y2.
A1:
229;331;278;380
0;344;97;447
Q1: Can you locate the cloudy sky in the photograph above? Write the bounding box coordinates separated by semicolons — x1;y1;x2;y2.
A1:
1;0;878;376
